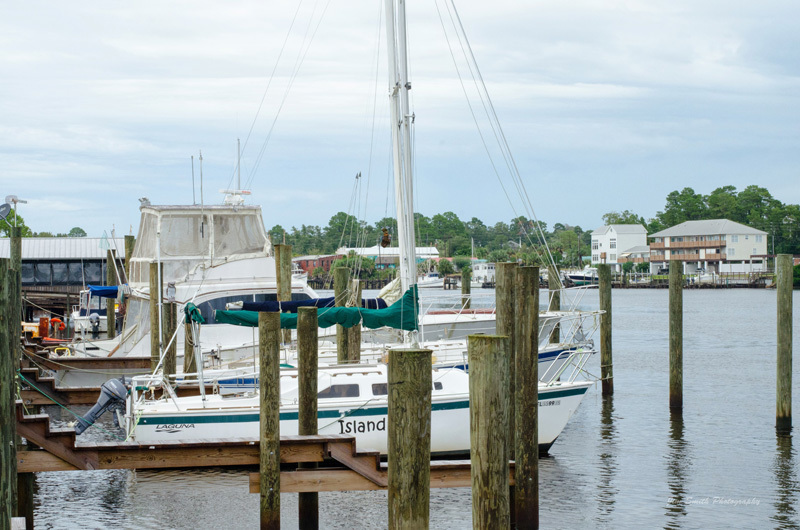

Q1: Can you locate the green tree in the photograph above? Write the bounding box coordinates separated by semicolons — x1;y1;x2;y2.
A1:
656;187;708;227
706;185;739;220
452;257;471;271
602;210;646;226
68;227;87;237
0;211;33;237
437;259;455;276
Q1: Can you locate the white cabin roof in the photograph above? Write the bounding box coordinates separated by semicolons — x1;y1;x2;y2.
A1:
649;219;767;238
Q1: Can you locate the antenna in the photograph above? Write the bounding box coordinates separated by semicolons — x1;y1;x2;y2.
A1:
0;203;10;221
191;155;196;205
237;138;241;191
5;195;28;226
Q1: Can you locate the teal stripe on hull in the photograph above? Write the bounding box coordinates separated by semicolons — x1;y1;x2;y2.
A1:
137;386;587;426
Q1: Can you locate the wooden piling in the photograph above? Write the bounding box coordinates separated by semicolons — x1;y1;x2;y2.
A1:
461;267;472;311
275;244;293;344
162;302;177;377
297;307;319;530
669;266;683;412
548;265;560;343
598;264;613;396
183;319;197;375
1;259;19;528
495;263;517;458
776;254;793;434
514;267;539;529
149;262;162;372
124;235;135;279
346;279;362;363
10;227;21;373
259;312;281;530
334;267;350;363
469;334;510;529
15;473;32;530
388;349;432;529
106;250;116;339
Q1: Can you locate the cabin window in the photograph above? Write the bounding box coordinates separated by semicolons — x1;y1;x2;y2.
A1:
372;383;388;396
317;384;360;399
434;382;443;391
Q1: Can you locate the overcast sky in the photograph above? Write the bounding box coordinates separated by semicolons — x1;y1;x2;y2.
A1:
1;0;798;238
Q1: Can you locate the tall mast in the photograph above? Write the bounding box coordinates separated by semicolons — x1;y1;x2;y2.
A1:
384;0;417;295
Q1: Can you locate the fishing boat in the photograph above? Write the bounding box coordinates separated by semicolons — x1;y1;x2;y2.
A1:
563;266;599;286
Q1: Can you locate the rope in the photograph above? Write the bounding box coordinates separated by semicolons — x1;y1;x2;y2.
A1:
17;370;126;441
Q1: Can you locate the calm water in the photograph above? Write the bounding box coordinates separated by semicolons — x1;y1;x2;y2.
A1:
31;288;800;529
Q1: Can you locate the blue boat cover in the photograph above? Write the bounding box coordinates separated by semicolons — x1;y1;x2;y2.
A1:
241;296;387;313
87;285;119;298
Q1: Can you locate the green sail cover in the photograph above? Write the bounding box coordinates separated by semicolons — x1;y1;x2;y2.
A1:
214;285;419;331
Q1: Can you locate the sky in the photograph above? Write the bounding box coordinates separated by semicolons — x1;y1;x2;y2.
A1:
1;0;798;238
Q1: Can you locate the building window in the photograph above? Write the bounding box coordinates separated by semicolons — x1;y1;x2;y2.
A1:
753;248;757;255
592;240;599;250
729;248;735;256
610;239;617;249
756;235;763;242
731;235;739;243
592;254;599;262
610;254;616;262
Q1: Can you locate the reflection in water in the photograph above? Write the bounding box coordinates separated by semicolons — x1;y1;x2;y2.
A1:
771;435;798;529
664;413;691;529
595;395;618;524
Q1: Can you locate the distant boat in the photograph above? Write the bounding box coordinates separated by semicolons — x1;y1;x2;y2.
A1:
563;266;598;286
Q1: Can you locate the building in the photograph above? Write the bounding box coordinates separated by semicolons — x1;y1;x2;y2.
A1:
648;219;768;274
617;246;651;269
590;225;648;272
335;245;439;269
292;254;342;274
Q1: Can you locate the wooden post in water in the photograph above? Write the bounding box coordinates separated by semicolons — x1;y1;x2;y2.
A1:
106;250;117;339
548;265;560;343
776;254;793;434
469;335;510;529
346;279;362;363
334;267;350;363
598;264;614;396
149;262;162;372
495;263;517;455
162;302;177;377
259;312;281;530
388;349;432;529
10;227;21;372
514;266;539;529
275;244;293;344
1;259;19;528
669;266;683;412
461;266;472;310
297;307;319;530
124;235;135;279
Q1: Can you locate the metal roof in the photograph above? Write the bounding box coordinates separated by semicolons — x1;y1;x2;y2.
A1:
620;245;650;255
649;219;767;238
336;245;440;258
0;237;127;260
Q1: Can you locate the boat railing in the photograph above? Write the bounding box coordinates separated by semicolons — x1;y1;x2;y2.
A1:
539;347;596;385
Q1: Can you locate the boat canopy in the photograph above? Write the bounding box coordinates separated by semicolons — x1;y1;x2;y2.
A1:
128;205;271;287
213;286;418;331
87;284;122;298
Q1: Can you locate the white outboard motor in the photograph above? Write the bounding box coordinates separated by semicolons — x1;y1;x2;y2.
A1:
75;379;128;435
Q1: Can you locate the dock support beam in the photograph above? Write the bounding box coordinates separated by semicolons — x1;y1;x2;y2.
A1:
259;312;281;530
10;227;21;372
461;266;471;310
514;267;539;529
334;267;350;363
598;264;614;396
275;244;293;344
1;259;19;529
347;279;361;363
469;335;510;529
149;262;162;372
669;266;683;412
776;254;793;434
495;262;516;523
388;349;432;529
297;307;319;530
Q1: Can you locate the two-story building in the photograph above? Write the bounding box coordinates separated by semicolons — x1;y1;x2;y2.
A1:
292;254;342;275
648;219;767;274
590;224;648;272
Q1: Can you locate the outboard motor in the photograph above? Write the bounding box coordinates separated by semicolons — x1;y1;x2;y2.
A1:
75;378;128;435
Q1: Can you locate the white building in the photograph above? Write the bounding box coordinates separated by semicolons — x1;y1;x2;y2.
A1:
590;225;648;272
648;219;768;273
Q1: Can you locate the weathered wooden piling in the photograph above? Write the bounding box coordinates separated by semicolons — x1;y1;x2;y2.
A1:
15;473;33;530
776;254;793;434
548;265;560;343
275;244;293;344
598;264;614;396
106;250;116;339
461;267;472;310
259;312;282;530
334;267;350;363
388;349;432;529
124;235;135;279
669;266;683;412
495;263;517;457
162;302;177;377
10;227;21;372
514;266;539;529
469;334;510;529
149;262;162;372
1;259;19;528
346;279;362;363
297;307;319;530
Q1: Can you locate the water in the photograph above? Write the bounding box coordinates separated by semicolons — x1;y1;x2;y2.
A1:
30;288;800;529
